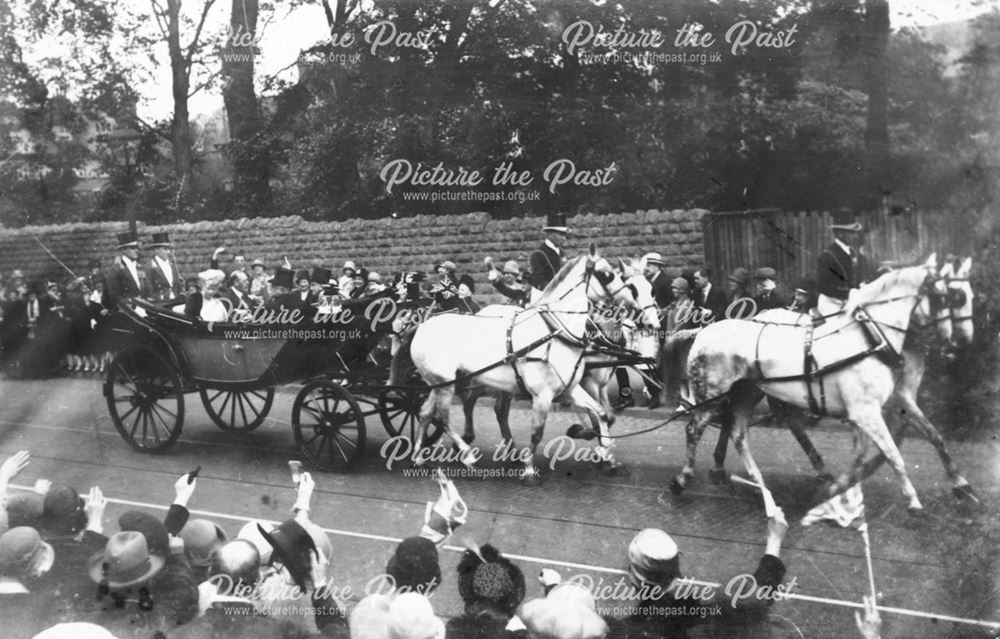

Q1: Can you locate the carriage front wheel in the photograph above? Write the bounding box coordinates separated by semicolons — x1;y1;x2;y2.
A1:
292;380;365;471
199;387;275;432
104;345;185;453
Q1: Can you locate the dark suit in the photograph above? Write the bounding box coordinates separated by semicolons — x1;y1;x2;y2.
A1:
104;257;147;308
694;283;728;323
817;242;868;301
648;271;674;309
754;286;791;312
528;243;562;292
224;289;260;316
148;257;184;302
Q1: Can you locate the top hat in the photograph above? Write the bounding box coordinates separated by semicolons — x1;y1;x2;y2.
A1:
310;267;333;284
829;209;863;233
257;520;316;592
542;212;570;234
627;528;680;589
116;231;139;250
727;267;751;286
88;531;166;588
149;232;171;248
271;267;295;291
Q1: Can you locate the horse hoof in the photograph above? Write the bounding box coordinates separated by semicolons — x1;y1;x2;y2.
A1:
460;448;481;468
668;477;686;495
600;461;630;477
520;472;542;486
952;484;977;501
708;469;730;485
566;424;598;441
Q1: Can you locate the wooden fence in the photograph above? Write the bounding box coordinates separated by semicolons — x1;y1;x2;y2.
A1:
702;209;975;285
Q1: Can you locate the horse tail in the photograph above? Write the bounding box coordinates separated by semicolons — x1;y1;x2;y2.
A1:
388;327;417;387
661;328;700;397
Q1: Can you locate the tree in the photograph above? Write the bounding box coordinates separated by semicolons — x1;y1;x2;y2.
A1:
149;0;220;206
221;0;271;210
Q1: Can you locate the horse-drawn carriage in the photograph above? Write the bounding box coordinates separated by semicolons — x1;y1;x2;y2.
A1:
102;294;446;472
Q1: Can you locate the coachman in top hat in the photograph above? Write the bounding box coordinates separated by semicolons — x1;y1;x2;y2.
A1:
528;212;570;303
147;232;184;303
105;230;148;308
816;210;869;314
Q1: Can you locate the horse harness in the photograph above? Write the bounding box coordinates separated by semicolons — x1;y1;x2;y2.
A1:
751;282;933;416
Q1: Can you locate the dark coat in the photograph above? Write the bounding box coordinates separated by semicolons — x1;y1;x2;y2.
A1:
224;289;260;316
694;283;728;323
528;243;562;292
816;242;869;301
447;613;529;639
148;257;185;302
649;271;675;309
607;555;787;639
753;287;791;312
491;280;530;307
104;257;148;308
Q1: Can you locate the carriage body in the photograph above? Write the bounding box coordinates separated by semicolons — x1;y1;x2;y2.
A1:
102;294;439;471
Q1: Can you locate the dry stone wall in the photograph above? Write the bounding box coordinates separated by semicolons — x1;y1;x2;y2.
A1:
0;210;706;302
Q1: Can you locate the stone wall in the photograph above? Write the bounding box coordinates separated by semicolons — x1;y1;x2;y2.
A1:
0;210;707;302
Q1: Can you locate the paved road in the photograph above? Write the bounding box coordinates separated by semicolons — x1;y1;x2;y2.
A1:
1;377;998;638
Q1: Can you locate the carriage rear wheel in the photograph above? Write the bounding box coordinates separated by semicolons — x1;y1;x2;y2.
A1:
105;345;185;453
377;385;446;448
199;387;274;432
292;380;365;471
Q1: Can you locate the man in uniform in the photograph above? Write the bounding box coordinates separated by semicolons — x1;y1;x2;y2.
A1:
146;232;184;303
816;210;868;314
105;231;147;308
528;212;570;302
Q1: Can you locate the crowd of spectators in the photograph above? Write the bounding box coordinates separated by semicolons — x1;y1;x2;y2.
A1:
0;449;872;639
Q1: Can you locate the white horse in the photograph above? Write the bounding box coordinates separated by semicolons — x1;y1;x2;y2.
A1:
671;257;939;513
719;257;976;499
409;246;659;483
455;258;660;448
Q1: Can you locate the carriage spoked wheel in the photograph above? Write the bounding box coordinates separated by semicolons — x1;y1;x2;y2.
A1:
292;380;365;471
199;387;275;432
104;345;185;453
378;377;446;448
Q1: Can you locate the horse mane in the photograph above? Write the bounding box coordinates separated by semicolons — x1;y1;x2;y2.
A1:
844;265;925;310
538;255;587;298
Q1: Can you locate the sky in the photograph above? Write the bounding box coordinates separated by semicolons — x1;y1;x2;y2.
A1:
123;0;1000;121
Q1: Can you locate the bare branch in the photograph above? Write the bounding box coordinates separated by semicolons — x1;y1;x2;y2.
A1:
131;116;173;143
149;0;171;41
320;0;335;28
188;69;223;97
185;0;220;66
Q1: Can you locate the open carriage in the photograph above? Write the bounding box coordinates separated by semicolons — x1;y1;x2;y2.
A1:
102;295;446;472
